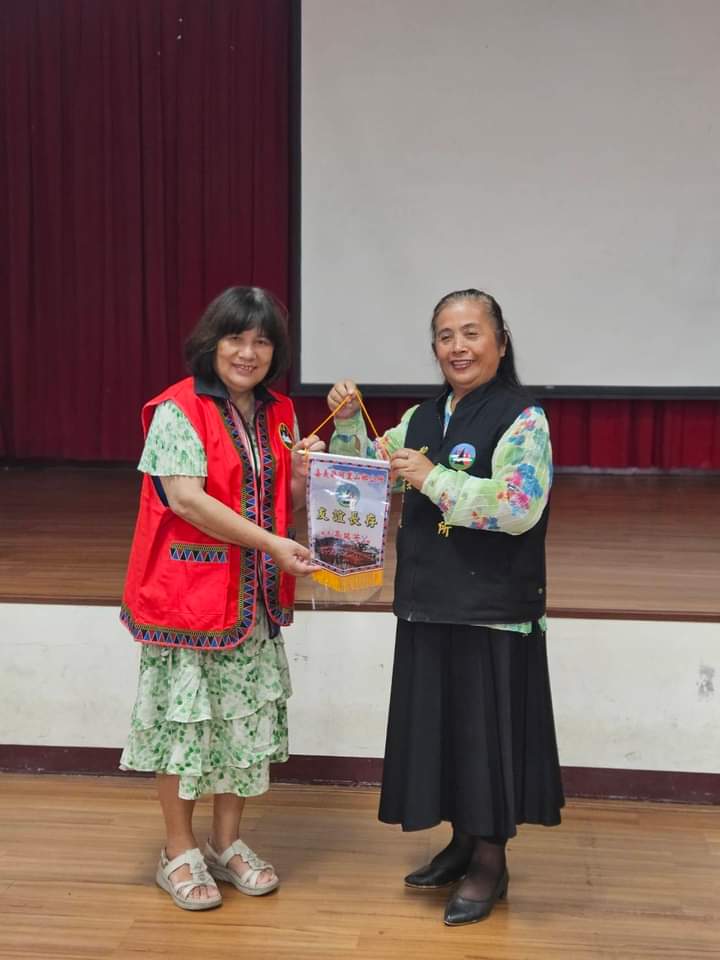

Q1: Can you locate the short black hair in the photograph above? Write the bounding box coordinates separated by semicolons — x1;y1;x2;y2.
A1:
184;286;291;385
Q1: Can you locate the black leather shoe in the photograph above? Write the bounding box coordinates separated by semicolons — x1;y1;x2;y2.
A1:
404;856;471;889
443;869;509;925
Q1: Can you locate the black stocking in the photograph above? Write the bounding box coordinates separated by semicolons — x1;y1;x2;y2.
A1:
427;825;474;873
454;835;507;901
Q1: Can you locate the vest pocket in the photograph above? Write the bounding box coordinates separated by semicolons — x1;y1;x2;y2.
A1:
151;542;234;632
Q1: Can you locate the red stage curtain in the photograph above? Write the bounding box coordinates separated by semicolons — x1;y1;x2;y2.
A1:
292;396;720;470
1;1;717;469
543;398;720;470
0;0;288;459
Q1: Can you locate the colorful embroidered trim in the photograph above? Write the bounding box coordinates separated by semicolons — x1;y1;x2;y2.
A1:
120;604;250;651
255;406;292;625
169;542;229;563
214;398;293;629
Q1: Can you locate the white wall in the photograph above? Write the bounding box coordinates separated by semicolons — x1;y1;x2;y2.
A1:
1;603;718;773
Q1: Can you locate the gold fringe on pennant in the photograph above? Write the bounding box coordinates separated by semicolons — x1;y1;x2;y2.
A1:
311;567;384;593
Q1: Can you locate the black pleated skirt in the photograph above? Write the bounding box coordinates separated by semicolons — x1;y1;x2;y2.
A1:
378;619;564;839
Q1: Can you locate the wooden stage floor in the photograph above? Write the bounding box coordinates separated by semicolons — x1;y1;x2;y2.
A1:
0;775;718;960
1;467;719;620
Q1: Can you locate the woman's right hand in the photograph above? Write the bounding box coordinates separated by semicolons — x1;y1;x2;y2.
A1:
268;535;319;577
327;380;361;419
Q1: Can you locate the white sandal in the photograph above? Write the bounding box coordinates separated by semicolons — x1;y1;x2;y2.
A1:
155;847;223;911
204;839;280;896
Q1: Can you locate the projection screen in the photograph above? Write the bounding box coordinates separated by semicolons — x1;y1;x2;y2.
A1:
297;0;720;396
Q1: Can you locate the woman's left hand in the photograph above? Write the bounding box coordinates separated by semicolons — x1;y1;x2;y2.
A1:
292;434;326;478
390;448;434;491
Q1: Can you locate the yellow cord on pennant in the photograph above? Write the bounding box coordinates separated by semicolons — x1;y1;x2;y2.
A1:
306;393;353;438
356;394;381;440
306;390;381;441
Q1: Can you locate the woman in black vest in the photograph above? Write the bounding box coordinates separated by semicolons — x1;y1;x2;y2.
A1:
327;289;564;926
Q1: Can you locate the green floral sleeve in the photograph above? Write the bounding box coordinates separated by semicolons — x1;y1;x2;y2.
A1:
331;404;548;634
329;406;418;459
138;401;207;477
421;406;552;535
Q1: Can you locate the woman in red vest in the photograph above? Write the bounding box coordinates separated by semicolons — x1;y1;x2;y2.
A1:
120;286;323;911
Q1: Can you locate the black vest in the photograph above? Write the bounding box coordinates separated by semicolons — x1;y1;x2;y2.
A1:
394;378;549;624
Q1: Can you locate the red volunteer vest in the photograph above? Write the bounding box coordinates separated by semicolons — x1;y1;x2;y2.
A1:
121;377;296;650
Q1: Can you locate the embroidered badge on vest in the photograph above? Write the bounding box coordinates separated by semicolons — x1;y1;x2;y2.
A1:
278;422;294;450
448;443;476;470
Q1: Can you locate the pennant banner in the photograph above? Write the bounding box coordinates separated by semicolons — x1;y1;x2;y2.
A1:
306;450;392;592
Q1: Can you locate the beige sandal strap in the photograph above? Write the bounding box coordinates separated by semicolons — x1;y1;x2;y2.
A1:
172;878;215;899
207;839;276;889
163;847;218;895
219;839;270;872
237;864;274;889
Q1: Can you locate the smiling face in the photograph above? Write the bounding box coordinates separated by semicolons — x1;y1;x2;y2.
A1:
213;326;274;400
432;299;506;399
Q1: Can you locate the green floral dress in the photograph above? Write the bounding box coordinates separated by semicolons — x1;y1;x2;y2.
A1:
120;401;291;800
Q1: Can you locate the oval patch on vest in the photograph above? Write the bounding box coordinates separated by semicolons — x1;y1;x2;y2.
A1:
448;443;476;470
278;422;294;450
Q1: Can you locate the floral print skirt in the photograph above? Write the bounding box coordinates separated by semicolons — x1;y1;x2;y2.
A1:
120;606;291;800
